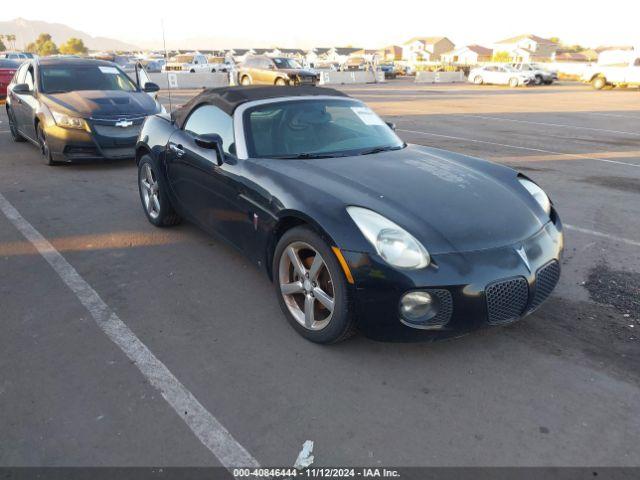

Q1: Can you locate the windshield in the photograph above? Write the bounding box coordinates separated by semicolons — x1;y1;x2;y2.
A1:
273;58;302;69
40;64;138;93
243;99;405;159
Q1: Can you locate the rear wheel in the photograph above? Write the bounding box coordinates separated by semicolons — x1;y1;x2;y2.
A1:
6;107;24;142
37;123;57;166
592;76;607;90
473;75;483;85
274;226;355;344
138;155;181;227
509;77;519;88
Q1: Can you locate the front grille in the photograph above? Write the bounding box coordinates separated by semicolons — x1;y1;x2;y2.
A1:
100;147;136;159
486;277;529;325
93;124;142;138
528;260;560;312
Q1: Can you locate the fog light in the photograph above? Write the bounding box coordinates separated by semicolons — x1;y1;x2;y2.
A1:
400;291;437;322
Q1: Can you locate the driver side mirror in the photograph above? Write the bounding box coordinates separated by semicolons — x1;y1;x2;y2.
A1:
386;121;396;131
195;133;224;165
13;83;32;95
143;82;160;93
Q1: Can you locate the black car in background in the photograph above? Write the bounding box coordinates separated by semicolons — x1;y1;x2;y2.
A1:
6;57;162;165
237;56;318;86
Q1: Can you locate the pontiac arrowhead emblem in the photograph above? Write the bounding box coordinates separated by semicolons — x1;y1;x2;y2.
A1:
515;246;531;273
115;119;133;128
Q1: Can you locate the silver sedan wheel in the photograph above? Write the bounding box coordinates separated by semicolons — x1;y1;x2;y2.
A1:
279;241;335;331
140;163;161;219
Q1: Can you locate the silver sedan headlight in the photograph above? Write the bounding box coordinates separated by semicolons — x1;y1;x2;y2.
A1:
346;206;430;269
519;178;551;215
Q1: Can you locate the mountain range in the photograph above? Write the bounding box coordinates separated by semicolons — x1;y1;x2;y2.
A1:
0;18;138;51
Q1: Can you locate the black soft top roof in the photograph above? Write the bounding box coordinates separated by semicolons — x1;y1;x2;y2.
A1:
172;86;350;127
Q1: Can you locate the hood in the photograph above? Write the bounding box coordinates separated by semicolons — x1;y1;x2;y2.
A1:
278;68;317;77
42;90;159;118
260;145;546;255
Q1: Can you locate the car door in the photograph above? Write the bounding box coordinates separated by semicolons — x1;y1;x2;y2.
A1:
626;58;640;84
14;63;38;139
165;104;245;240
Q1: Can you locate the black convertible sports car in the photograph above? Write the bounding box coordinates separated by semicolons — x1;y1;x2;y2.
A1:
135;86;563;343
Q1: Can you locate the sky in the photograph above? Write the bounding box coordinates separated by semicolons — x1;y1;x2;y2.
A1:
2;0;639;50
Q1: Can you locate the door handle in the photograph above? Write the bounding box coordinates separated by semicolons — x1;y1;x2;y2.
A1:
169;143;185;158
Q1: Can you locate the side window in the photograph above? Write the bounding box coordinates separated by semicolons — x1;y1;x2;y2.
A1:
184;105;235;155
244;58;255;67
15;64;28;84
24;67;35;91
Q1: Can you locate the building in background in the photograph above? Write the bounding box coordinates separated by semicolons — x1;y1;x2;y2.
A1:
493;34;558;62
441;45;492;65
402;37;455;62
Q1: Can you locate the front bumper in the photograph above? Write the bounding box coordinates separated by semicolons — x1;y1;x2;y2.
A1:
342;216;564;341
45;116;145;162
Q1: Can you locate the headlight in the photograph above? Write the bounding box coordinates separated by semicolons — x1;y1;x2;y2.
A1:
51;110;88;130
346;206;430;269
519;178;551;215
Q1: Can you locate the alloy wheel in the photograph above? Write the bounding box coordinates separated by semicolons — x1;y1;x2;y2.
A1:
140;163;161;219
278;241;335;331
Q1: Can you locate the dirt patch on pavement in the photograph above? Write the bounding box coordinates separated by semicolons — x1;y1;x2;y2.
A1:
581;176;640;194
505;277;639;386
584;265;640;319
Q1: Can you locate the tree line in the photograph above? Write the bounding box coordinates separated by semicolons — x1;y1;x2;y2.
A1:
0;33;88;56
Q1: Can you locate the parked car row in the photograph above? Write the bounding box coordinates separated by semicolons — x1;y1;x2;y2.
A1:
0;59;20;99
163;53;232;73
4;53;563;343
468;63;557;87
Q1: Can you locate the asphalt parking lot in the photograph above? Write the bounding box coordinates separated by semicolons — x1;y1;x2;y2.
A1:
1;79;639;468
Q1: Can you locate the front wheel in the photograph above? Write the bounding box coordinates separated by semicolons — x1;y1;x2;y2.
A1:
473;75;483;85
592;76;607;90
240;75;251;86
274;226;355;343
534;75;542;85
37;123;57;166
509;77;519;88
6;107;24;142
138;156;181;227
275;77;287;86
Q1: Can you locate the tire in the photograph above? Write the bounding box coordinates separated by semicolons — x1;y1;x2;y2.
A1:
189;69;196;73
273;226;355;344
275;77;287;86
6;107;24;142
592;76;607;90
37;122;58;166
509;77;519;88
138;155;181;227
473;76;483;85
240;75;251;86
534;75;542;85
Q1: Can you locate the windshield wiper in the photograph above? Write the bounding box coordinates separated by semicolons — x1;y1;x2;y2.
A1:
274;153;338;159
358;144;405;156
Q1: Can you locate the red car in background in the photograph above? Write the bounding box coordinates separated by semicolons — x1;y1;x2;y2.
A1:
0;59;20;100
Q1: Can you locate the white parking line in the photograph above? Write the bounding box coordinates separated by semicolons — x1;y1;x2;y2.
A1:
565;224;640;248
460;114;640;137
398;129;640;168
0;192;260;473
